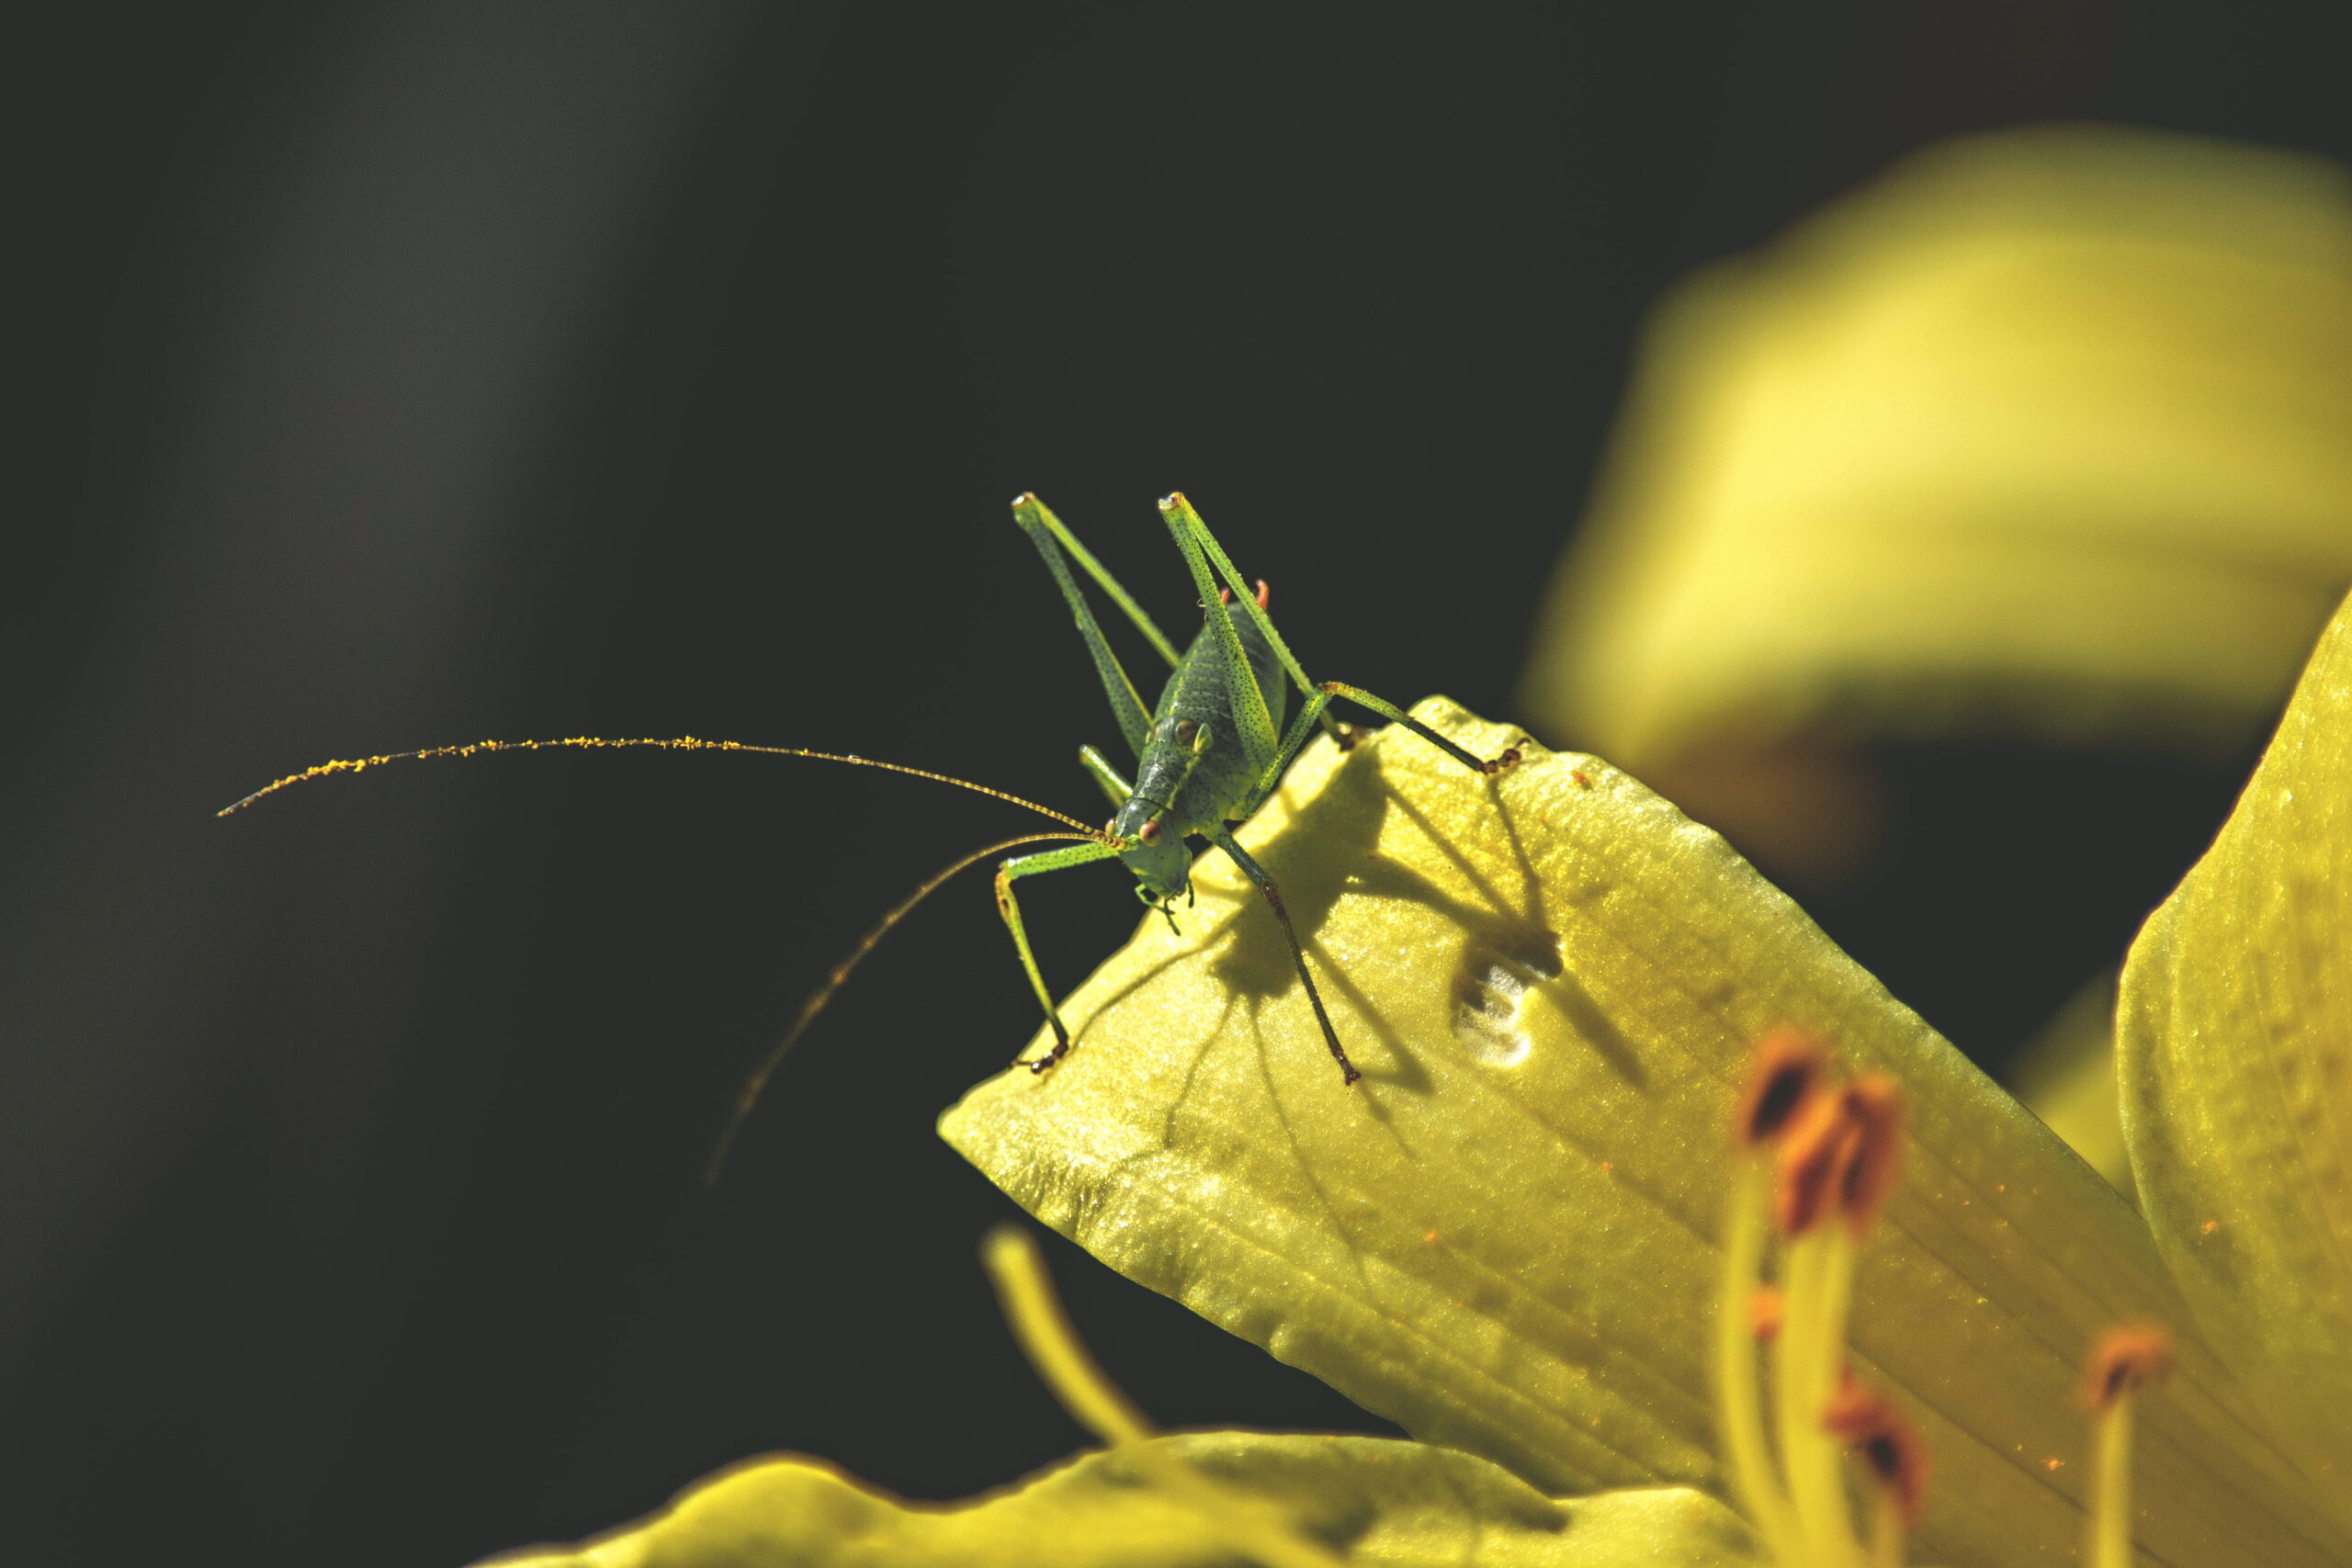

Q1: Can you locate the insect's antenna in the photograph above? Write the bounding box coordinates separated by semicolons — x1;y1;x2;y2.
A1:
217;736;1106;837
704;829;1102;1186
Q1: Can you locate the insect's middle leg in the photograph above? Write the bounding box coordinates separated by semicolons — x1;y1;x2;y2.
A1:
1206;825;1359;1086
994;840;1123;1071
1236;684;1520;823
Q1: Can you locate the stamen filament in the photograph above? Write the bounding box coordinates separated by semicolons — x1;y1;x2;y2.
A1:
2082;1325;2170;1568
1778;1232;1863;1567
1867;1492;1904;1568
1717;1160;1800;1560
981;1225;1346;1568
2090;1393;2135;1568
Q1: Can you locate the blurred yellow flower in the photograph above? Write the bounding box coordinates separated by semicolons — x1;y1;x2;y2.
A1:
1521;124;2352;875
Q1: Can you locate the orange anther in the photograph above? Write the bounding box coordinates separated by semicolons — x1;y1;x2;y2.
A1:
2082;1324;2174;1413
1774;1093;1859;1236
1824;1381;1930;1529
1838;1075;1905;1238
1736;1028;1831;1152
1772;1073;1905;1239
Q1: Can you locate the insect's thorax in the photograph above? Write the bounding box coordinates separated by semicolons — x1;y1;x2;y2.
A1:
1119;612;1287;844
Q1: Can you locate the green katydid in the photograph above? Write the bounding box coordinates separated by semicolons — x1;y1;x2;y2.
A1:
220;491;1519;1168
992;490;1521;1083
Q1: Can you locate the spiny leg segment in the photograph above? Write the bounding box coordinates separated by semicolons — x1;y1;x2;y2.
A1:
1012;494;1170;760
1204;825;1359;1084
995;839;1125;1071
1246;683;1519;818
1159;491;1349;750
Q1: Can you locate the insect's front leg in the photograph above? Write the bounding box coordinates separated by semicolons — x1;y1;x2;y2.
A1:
1076;744;1134;809
993;840;1123;1072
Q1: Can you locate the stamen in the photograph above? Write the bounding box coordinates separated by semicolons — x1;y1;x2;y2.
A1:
2083;1323;2175;1413
1774;1077;1905;1241
1748;1286;1783;1345
1838;1076;1905;1240
1777;1228;1864;1565
2082;1324;2173;1568
1717;1035;1922;1568
1774;1087;1863;1238
1717;1162;1801;1562
1825;1381;1929;1550
1736;1027;1832;1149
980;1226;1345;1568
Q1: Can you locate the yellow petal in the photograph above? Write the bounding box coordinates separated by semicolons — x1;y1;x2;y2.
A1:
474;1435;1759;1567
2119;586;2352;1506
1521;125;2352;776
943;702;2348;1567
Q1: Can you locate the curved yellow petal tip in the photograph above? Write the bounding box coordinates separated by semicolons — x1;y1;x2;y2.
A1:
2120;584;2352;1500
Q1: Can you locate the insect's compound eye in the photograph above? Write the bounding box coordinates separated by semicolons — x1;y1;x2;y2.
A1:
1139;819;1162;845
1172;719;1198;746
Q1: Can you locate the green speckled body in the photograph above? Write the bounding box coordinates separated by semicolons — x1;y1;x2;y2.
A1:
1110;612;1286;897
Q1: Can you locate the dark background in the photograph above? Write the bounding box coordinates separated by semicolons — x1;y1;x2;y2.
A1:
9;5;2344;1565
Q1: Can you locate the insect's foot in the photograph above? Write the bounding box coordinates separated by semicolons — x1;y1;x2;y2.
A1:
1480;745;1523;774
1336;724;1366;752
1341;1064;1363;1086
1021;1027;1073;1075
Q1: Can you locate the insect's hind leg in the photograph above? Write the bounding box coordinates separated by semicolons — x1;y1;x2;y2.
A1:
1159;491;1347;750
1205;825;1360;1086
994;840;1123;1071
1318;682;1521;775
1012;494;1166;761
